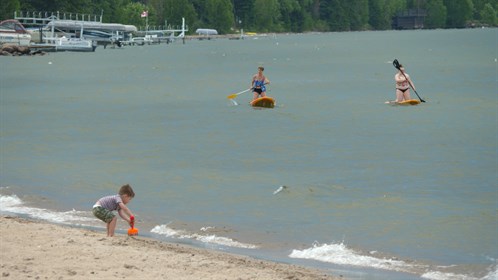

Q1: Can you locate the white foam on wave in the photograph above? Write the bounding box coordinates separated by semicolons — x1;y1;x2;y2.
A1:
0;193;23;207
289;242;489;280
481;266;498;280
289;242;408;271
0;194;93;224
421;258;497;280
150;224;258;249
273;185;288;195
421;271;479;280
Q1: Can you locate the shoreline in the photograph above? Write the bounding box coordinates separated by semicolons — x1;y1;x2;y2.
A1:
0;215;341;279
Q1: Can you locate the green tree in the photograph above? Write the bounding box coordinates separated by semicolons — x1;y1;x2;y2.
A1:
233;0;254;30
252;0;281;32
299;0;315;28
279;0;300;31
471;0;497;20
369;0;405;30
285;0;315;32
444;0;473;27
20;0;56;12
55;0;94;14
406;0;425;9
161;0;197;32
320;0;349;31
481;3;497;25
190;0;207;26
121;2;148;29
149;0;166;26
205;0;234;33
100;0;132;23
386;0;407;16
18;0;95;15
346;0;369;30
0;0;20;20
369;0;387;29
425;0;446;28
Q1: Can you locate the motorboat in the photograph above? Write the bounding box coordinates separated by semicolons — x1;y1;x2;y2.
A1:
0;19;31;46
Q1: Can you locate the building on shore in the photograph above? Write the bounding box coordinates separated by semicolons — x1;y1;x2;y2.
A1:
392;9;427;29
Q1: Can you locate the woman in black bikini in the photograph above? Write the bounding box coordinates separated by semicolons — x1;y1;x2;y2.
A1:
394;64;416;103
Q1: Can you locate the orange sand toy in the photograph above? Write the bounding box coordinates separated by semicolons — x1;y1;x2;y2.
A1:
128;216;138;236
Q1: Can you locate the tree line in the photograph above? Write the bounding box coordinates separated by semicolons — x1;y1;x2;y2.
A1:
1;0;497;34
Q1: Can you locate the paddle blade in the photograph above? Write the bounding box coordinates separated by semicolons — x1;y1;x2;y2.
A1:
227;94;237;99
393;59;401;69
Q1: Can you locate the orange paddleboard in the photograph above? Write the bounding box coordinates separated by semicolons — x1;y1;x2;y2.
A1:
251;96;276;108
385;99;421;106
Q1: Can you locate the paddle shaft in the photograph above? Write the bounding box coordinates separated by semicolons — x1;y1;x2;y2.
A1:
235;88;252;96
398;70;425;103
227;88;252;99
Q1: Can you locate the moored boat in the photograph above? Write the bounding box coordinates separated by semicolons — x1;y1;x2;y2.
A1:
0;20;31;46
29;20;97;52
32;36;97;52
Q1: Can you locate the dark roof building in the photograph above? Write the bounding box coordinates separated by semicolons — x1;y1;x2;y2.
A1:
392;9;427;29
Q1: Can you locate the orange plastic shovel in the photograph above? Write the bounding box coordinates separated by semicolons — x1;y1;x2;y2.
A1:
128;215;138;236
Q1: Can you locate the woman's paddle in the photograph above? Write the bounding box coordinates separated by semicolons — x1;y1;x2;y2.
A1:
393;59;425;103
227;88;252;99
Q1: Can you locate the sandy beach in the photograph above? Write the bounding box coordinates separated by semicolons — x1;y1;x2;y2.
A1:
0;216;341;280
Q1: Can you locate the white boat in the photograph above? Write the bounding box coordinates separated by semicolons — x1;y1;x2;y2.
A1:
31;35;96;52
30;21;97;52
0;20;31;46
48;36;97;52
195;28;218;35
130;36;153;45
82;29;113;41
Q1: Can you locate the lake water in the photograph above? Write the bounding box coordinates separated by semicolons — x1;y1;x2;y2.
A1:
1;28;497;280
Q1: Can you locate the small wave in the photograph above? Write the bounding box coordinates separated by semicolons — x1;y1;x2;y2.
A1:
0;193;23;207
421;271;478;280
150;224;258;249
0;194;93;224
421;260;496;280
483;270;498;280
289;242;408;271
289;242;485;280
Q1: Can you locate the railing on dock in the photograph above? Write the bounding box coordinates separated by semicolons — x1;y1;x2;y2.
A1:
14;11;102;26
